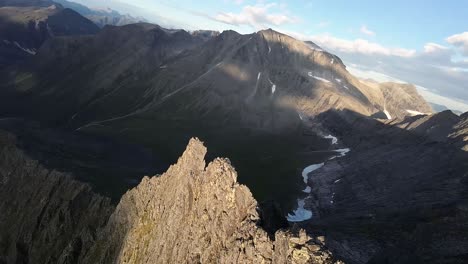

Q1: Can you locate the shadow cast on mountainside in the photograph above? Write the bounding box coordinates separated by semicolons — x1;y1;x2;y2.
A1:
0;118;165;203
296;109;468;263
5;25;467;262
0;26;420;223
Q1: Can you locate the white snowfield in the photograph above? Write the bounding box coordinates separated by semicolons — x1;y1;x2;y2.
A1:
13;41;36;55
246;72;262;101
268;78;276;94
297;111;307;121
302;163;325;185
308;72;331;83
287;162;325;222
287;199;312;222
334;148;351;157
287;135;351;222
383;109;392;119
324;135;338;145
406;109;428;116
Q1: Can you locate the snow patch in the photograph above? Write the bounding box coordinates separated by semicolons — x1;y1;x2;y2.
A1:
406;109;427;116
297;112;304;121
330;58;334;64
343;85;349;90
287;132;351;222
159;65;167;69
324;135;338;145
13;41;36;55
302;163;325;184
287;162;326;222
335;78;342;83
383;109;392;119
271;84;276;94
246;72;262;101
334;148;351;157
268;46;271;53
287;199;313;222
308;72;331;83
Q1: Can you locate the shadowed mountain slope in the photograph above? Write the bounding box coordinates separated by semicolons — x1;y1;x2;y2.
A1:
0;132;341;264
0;0;98;67
301;110;468;263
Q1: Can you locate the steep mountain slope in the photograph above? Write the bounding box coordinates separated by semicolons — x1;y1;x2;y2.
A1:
0;131;114;264
0;23;212;124
358;80;433;119
0;0;99;67
302;110;468;263
0;118;164;201
0;132;341;264
0;25;434;212
1;25;430;129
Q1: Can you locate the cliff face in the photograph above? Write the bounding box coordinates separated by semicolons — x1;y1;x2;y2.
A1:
0;132;340;264
85;138;339;264
0;131;113;264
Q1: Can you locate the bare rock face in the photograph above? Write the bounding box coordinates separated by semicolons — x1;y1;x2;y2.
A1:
85;138;340;264
0;131;114;264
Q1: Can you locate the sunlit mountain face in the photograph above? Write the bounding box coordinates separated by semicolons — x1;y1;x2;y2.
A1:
0;1;467;263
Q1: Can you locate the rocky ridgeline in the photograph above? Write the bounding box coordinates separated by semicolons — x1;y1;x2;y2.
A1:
0;132;341;264
0;131;113;263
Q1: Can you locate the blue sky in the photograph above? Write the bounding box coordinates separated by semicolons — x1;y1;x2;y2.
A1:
75;0;468;111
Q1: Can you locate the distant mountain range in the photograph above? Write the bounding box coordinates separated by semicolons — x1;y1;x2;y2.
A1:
54;0;147;27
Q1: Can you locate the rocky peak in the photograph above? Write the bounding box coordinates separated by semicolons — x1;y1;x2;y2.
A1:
84;138;340;263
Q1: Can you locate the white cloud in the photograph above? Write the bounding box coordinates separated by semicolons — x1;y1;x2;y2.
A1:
360;25;375;36
213;3;297;28
423;43;448;53
446;32;468;55
308;34;415;57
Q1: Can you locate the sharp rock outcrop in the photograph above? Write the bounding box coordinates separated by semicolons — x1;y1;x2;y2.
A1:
85;138;341;264
0;132;342;264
